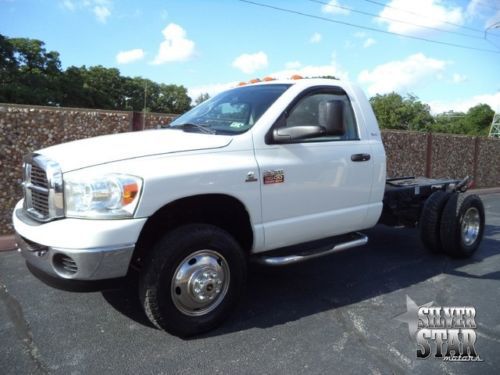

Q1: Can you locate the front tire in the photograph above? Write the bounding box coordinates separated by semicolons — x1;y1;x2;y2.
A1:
139;224;247;337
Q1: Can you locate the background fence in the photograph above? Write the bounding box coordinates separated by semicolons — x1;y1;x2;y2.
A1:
1;103;499;234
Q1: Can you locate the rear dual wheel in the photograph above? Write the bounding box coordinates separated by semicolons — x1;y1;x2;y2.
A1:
440;194;485;258
419;192;484;258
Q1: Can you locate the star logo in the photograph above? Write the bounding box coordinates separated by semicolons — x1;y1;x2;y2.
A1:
394;295;433;339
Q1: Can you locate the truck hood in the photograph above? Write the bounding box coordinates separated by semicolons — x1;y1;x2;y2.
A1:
37;129;233;172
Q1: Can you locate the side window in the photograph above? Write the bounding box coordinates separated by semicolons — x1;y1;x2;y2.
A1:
286;92;358;141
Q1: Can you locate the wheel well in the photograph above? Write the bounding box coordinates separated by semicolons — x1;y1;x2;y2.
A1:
132;194;253;269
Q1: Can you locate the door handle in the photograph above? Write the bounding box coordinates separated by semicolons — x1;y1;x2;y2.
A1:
351;153;371;162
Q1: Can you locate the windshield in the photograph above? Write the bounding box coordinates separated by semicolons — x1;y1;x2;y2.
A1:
170;84;291;135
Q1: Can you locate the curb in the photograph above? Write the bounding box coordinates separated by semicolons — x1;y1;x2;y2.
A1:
470;187;500;195
0;235;16;252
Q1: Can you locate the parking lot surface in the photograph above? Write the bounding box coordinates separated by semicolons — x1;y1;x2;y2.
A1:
1;194;500;374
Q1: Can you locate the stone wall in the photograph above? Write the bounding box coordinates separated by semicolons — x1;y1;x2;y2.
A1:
476;137;500;188
0;104;175;235
431;133;476;180
144;112;176;129
382;130;500;189
0;104;499;235
381;131;427;178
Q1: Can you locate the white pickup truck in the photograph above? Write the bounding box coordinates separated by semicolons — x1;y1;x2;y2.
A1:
13;78;485;336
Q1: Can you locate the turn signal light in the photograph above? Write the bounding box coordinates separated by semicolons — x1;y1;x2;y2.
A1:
122;182;139;205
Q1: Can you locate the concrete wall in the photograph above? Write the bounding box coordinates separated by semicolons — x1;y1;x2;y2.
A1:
1;104;499;235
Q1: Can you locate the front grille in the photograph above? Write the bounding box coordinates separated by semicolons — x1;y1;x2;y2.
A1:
30;190;50;216
30;165;49;188
22;154;64;222
30;166;50;216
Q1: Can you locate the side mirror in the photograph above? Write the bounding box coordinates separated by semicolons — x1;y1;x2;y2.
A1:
318;100;345;136
272;126;326;143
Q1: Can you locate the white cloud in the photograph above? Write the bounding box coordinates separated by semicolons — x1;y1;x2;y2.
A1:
321;0;350;15
344;40;355;49
354;32;366;38
452;73;467;84
94;5;110;23
271;61;348;81
466;0;484;18
60;0;112;23
232;51;268;74
429;92;500;114
189;53;348;100
152;23;195;64
62;0;76;11
310;32;322;43
358;53;447;96
188;82;241;102
285;61;302;69
116;48;144;64
377;0;464;35
363;38;376;48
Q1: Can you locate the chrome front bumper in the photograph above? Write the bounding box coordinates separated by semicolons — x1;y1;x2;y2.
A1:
16;234;135;280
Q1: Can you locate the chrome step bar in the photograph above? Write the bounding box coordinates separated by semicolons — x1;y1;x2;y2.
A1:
254;232;368;266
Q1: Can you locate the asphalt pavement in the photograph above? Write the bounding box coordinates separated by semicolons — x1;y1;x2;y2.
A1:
1;194;500;374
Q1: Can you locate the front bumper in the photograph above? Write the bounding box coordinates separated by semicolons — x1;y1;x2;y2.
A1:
13;200;147;280
16;234;136;280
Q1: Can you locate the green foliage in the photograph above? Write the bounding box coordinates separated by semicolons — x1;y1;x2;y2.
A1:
369;92;495;136
431;104;494;136
369;92;434;131
194;92;210;106
464;104;495;136
0;35;62;105
0;34;191;113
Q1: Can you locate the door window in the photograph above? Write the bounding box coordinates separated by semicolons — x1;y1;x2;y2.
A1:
285;92;358;141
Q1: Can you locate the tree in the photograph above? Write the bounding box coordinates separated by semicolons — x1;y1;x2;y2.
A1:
0;33;192;113
432;104;494;135
369;92;434;131
463;104;494;136
194;92;210;106
0;34;62;105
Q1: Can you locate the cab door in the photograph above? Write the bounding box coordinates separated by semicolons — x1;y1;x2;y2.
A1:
254;87;374;250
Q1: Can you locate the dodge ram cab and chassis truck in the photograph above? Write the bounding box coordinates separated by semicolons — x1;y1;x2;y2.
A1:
13;79;485;337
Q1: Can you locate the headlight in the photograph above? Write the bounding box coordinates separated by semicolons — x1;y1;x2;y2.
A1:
64;174;143;219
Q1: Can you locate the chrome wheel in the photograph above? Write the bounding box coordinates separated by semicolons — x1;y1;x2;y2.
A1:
171;250;230;317
461;207;480;246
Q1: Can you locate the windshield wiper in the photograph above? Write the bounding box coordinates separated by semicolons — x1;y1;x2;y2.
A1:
172;123;216;134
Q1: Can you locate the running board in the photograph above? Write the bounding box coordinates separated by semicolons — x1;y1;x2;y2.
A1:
253;232;368;266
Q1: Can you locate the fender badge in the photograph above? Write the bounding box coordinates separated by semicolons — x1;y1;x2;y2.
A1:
263;169;284;185
245;172;258;182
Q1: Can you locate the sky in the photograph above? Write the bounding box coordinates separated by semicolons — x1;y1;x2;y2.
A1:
1;0;500;113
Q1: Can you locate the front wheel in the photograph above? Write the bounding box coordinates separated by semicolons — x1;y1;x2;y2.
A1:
139;224;247;337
